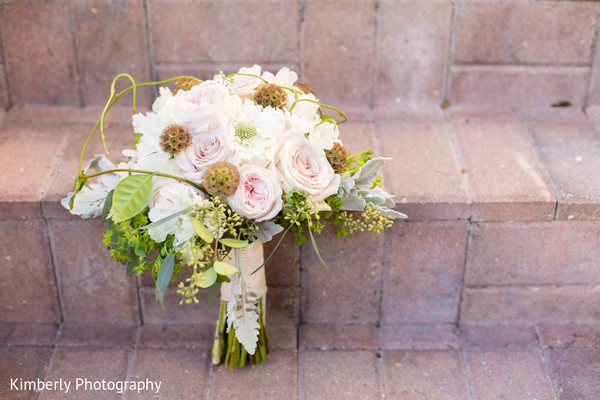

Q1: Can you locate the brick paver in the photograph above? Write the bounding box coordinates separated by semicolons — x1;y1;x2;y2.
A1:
1;322;599;399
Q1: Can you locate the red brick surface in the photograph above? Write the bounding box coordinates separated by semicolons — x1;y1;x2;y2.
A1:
375;0;451;109
149;0;298;64
264;233;300;287
0;347;53;400
545;348;600;400
449;66;589;110
379;123;470;220
300;350;382;400
537;323;600;349
211;349;297;400
125;348;209;400
302;0;375;109
381;324;460;350
530;123;600;220
0;65;9;109
0;122;71;219
56;323;137;348
139;286;220;324
454;121;556;221
454;2;599;65
383;350;469;400
48;219;140;324
464;349;556;400
3;323;57;346
302;225;383;324
39;348;129;400
382;222;467;324
458;325;538;350
0;0;80;105
461;286;600;325
72;0;151;107
0;220;60;323
136;324;212;349
300;323;378;350
467;222;600;286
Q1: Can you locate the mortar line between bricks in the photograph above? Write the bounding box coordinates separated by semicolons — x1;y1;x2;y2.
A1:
584;7;600;108
522;120;561;220
120;345;137;400
67;0;84;107
369;0;379;111
454;221;472;327
441;0;459;106
0;23;13;109
133;273;144;325
459;347;477;399
204;346;215;400
533;325;561;400
464;283;600;289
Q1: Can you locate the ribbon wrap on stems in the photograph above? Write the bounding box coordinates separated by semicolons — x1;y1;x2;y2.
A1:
213;241;269;368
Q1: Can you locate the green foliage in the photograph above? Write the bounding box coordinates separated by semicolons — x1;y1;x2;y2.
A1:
103;212;183;280
112;174;154;222
155;254;175;310
344;149;373;175
68;175;88;209
332;203;394;237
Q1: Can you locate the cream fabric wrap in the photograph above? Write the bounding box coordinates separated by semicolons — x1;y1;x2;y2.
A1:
220;241;267;300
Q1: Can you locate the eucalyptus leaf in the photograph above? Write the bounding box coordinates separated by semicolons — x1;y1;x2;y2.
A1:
155;253;175;311
214;261;239;276
112;174;154;223
140;209;187;230
198;267;217;288
219;238;249;248
192;218;214;243
101;189;114;221
126;253;138;277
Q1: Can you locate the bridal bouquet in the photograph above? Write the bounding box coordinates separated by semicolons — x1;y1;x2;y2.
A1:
63;66;405;369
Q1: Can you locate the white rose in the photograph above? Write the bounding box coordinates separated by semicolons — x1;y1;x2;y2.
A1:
176;130;230;182
215;65;262;98
174;82;230;132
275;138;341;202
227;164;283;222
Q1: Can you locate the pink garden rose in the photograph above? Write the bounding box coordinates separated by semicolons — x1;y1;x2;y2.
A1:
275;138;340;202
176;130;230;182
174;82;230;132
228;164;283;222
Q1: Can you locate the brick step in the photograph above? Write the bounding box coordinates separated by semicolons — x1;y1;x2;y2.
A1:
1;322;600;399
1;106;600;327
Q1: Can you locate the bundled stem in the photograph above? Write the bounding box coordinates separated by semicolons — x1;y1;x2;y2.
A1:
214;298;269;369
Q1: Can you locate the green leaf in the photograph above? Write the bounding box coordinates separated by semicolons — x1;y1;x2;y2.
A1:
192;218;214;243
126;252;138;277
308;228;328;268
214;261;238;276
207;282;221;305
219;238;249;248
155;253;175;311
68;176;88;209
112;174;154;223
197;267;217;288
101;189;114;221
140;209;187;230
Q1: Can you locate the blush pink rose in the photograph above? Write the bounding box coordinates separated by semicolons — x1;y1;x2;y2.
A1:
275;138;340;202
227;164;283;222
176;130;230;182
174;82;230;132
